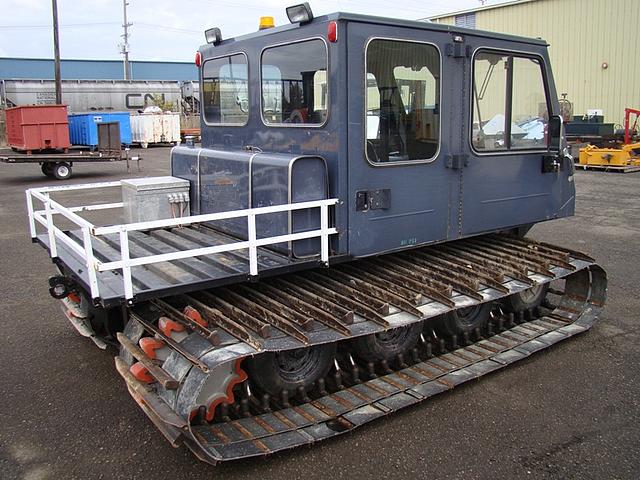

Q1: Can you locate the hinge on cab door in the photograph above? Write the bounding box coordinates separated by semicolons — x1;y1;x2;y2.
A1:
446;43;471;58
446;154;469;169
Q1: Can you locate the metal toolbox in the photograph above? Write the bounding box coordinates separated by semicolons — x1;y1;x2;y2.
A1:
121;176;190;223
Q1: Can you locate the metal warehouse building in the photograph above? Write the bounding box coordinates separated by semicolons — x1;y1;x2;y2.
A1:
0;57;197;81
429;0;640;124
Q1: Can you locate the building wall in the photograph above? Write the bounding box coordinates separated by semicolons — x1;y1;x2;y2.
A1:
432;0;640;124
0;57;198;81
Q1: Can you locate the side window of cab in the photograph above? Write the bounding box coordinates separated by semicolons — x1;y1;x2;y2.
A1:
261;39;328;126
472;51;550;152
365;39;441;164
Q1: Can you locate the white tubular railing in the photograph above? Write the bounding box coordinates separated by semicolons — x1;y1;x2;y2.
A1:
26;183;339;302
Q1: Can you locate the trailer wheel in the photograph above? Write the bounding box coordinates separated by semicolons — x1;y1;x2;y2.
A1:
41;163;55;177
502;283;549;313
431;302;493;337
53;162;72;180
246;344;336;396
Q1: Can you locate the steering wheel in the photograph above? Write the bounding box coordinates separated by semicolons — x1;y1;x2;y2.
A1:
288;109;304;124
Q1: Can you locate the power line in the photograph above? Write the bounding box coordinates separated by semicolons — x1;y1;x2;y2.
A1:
0;22;120;30
136;23;201;34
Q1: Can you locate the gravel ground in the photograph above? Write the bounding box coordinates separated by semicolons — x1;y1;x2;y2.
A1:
1;148;638;480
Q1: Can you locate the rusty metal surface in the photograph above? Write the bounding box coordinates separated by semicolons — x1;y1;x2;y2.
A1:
116;234;607;464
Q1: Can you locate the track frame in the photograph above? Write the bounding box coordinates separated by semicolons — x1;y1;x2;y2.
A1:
115;236;607;464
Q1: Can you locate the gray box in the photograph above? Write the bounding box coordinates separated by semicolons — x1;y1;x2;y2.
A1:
122;176;190;223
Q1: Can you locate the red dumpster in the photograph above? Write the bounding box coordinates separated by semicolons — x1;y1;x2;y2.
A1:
6;105;71;153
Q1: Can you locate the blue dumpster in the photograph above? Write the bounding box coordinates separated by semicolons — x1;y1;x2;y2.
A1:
68;112;132;148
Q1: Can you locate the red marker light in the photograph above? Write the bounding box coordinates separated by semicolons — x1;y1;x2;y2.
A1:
327;21;338;43
195;51;202;67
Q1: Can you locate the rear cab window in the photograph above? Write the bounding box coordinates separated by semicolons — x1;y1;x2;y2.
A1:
472;50;550;152
202;53;249;125
261;39;328;126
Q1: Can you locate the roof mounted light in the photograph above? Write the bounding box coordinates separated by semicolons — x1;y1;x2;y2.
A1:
205;27;222;45
259;16;275;30
286;2;313;24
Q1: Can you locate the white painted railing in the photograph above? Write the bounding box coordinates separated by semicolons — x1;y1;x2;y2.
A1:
26;182;338;302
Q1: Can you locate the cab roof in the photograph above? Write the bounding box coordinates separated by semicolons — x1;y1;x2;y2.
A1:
200;10;548;54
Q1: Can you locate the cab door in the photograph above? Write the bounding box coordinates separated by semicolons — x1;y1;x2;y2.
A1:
459;46;571;235
346;23;457;257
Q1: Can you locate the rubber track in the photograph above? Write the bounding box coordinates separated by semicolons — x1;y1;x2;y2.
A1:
116;235;607;464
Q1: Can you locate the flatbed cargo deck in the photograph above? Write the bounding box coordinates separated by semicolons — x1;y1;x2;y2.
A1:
35;225;328;307
26;181;338;307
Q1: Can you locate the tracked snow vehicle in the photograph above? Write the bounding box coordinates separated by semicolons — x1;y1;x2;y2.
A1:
26;4;606;465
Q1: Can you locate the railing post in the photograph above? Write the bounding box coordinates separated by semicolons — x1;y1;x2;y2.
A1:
247;213;258;276
25;190;37;239
320;203;329;265
44;193;57;258
82;226;100;299
119;228;133;300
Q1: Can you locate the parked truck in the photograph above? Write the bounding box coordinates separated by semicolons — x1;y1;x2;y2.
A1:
26;4;606;465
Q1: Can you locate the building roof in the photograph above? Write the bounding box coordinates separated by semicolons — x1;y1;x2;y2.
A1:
0;57;197;81
427;0;542;21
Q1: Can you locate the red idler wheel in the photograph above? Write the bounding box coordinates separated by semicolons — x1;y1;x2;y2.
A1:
183;305;208;328
158;316;188;342
139;337;172;362
130;362;153;384
187;359;248;422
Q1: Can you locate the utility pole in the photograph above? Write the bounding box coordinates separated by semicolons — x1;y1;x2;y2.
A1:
121;0;132;80
51;0;62;103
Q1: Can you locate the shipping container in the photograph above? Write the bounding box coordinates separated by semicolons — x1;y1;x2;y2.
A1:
6;104;70;152
68;112;132;147
130;112;181;148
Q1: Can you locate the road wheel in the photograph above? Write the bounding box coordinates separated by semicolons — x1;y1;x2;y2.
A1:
502;283;549;313
350;323;422;363
432;302;493;337
53;162;72;180
246;344;336;396
41;163;55;177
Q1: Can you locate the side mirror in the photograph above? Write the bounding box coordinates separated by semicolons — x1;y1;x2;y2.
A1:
548;114;562;153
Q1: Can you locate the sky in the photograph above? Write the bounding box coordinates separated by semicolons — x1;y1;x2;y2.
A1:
0;0;504;61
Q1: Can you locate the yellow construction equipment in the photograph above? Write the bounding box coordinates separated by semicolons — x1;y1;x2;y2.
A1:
579;143;640;168
577;107;640;172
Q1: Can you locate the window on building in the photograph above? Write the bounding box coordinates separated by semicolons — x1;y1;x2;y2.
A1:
202;54;249;125
455;12;476;29
261;39;328;125
365;39;440;163
472;51;550;152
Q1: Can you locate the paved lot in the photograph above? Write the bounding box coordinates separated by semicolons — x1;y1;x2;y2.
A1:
1;148;639;479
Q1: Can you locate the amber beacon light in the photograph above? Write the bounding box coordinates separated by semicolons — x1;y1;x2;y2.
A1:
259;16;275;30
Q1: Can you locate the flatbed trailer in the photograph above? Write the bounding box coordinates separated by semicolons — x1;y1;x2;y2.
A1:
1;148;141;179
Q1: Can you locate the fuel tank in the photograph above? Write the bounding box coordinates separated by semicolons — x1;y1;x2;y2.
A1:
171;145;328;258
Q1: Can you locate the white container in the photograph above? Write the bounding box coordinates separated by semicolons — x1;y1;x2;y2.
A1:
130;112;181;148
